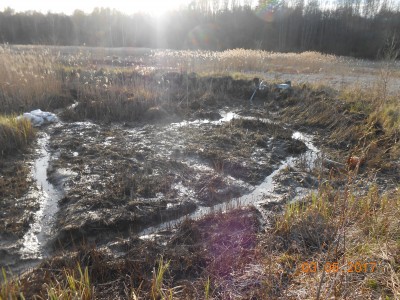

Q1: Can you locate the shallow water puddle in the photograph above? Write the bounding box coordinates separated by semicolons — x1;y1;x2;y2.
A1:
19;133;62;260
292;131;321;169
139;112;321;237
171;110;273;128
140;156;298;236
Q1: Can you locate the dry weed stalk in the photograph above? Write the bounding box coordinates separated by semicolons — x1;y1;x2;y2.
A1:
0;45;62;113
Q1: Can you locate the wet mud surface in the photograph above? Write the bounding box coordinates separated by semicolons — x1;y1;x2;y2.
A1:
0;135;57;273
1;100;322;274
49;107;311;245
0;159;34;239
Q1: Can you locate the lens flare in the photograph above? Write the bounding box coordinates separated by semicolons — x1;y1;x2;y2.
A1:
185;23;226;50
255;0;283;22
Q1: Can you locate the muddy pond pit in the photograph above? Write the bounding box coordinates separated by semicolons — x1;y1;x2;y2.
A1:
1;107;322;274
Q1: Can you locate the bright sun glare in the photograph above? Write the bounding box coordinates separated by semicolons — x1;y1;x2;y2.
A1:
1;0;190;15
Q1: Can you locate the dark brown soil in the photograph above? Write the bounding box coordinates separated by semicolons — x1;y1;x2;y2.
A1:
0;157;35;238
47;101;309;250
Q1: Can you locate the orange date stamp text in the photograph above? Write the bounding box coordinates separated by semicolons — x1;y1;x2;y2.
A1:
300;261;377;273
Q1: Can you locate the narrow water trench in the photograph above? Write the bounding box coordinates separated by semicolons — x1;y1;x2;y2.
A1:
140;114;321;237
19;132;62;261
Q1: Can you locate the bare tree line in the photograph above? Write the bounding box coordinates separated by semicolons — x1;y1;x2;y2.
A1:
0;0;399;58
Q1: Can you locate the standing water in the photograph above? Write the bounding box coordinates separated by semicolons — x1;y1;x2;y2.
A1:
19;132;61;260
140;112;321;237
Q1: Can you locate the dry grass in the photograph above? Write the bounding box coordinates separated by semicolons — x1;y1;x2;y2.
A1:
1;268;25;300
60;69;185;122
60;71;253;123
338;83;399;171
50;46;399;128
44;264;93;300
1;45;398;123
261;179;400;299
281;80;399;173
150;48;400;76
0;45;64;114
0;115;35;156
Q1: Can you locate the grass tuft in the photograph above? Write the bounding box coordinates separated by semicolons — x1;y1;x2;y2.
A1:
151;257;173;300
45;264;93;300
1;268;25;300
0;115;36;156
